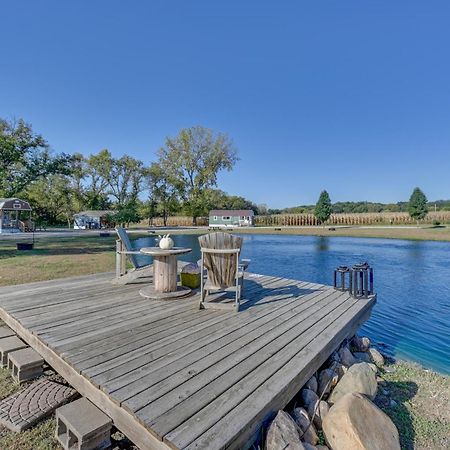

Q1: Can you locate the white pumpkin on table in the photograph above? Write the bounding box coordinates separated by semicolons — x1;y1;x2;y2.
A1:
158;234;174;250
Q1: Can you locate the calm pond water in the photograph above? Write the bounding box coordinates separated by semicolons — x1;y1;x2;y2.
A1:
133;233;450;375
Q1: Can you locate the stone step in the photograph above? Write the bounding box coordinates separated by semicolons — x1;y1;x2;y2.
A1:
0;336;28;368
0;379;78;432
8;347;44;383
0;325;15;339
56;397;112;450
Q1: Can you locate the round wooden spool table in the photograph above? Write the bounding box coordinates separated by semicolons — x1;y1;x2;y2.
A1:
139;247;192;300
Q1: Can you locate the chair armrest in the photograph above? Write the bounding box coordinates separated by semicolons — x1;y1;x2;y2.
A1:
117;250;142;255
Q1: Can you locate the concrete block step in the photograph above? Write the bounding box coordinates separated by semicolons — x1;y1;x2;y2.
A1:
0;336;27;368
8;347;44;383
56;397;112;450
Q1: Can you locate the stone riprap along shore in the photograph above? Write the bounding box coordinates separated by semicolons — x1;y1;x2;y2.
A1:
265;336;400;450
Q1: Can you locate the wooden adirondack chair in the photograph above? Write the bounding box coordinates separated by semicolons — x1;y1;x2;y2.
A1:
113;227;152;285
198;232;250;312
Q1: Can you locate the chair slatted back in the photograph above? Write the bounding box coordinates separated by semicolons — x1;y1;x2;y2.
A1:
198;232;243;288
115;227;141;268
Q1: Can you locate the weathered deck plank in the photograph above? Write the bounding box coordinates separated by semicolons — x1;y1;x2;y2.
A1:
81;278;309;374
0;271;376;450
101;282;321;395
119;289;343;415
134;292;351;435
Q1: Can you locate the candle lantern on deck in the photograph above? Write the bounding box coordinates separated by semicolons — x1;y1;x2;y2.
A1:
351;262;373;298
333;265;351;291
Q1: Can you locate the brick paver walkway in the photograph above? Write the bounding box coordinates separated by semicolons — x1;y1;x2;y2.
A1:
0;379;78;431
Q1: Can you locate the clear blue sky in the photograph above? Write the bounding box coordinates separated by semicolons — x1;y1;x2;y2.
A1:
1;1;449;208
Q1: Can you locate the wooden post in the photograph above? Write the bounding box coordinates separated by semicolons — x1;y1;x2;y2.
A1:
116;240;126;279
153;255;177;293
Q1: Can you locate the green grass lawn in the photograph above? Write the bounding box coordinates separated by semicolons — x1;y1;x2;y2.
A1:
0;236;117;286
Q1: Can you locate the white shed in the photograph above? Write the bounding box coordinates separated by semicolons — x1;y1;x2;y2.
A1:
73;210;113;230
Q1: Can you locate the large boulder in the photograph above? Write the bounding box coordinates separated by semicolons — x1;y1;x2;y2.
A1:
338;346;357;367
323;393;401;450
368;347;385;367
266;410;306;450
329;362;377;405
292;407;319;445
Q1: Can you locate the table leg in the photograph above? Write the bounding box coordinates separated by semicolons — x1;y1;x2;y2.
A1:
154;255;177;293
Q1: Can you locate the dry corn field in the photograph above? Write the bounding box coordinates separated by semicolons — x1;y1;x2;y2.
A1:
145;212;450;227
256;211;450;226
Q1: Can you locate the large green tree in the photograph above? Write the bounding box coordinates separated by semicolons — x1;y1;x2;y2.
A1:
146;162;180;226
0;118;73;197
26;175;76;227
82;150;111;209
314;190;332;225
106;155;145;205
81;149;145;208
106;201;142;227
157;126;238;225
408;187;428;224
205;189;256;213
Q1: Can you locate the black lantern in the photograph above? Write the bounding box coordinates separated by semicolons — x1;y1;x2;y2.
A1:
351;262;374;298
333;265;351;291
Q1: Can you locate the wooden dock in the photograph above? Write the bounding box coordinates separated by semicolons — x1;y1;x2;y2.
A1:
0;272;376;450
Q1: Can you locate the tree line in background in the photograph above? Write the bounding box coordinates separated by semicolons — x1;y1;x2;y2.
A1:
271;196;447;215
0;118;258;226
0;117;437;227
312;188;429;225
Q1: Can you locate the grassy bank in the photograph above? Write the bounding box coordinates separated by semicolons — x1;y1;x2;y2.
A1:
376;361;450;450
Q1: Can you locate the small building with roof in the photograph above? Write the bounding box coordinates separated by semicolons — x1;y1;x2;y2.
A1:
0;198;33;233
208;209;255;228
73;210;113;230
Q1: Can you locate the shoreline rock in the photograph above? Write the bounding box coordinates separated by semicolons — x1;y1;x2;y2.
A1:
266;410;306;450
329;362;378;405
323;392;401;450
265;335;399;450
292;407;319;445
368;347;385;366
